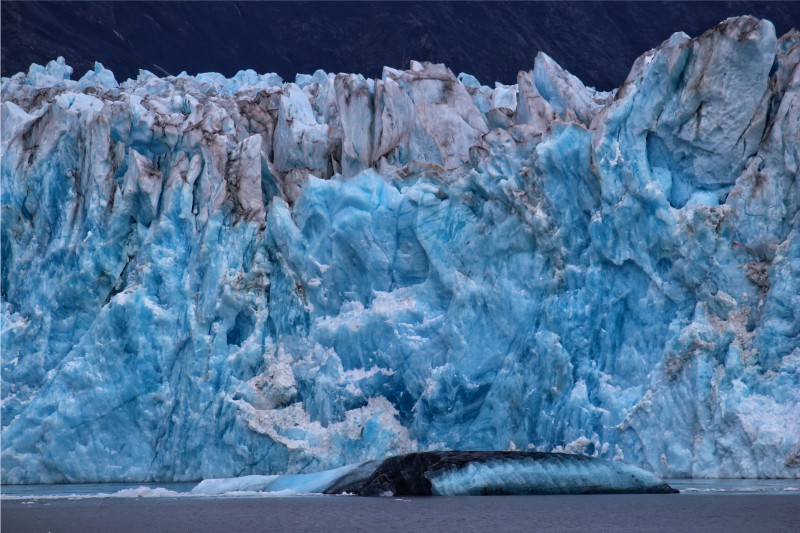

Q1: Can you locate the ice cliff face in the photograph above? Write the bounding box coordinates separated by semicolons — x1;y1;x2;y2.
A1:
2;16;799;483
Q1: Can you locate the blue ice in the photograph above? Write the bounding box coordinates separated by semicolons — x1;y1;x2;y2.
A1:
1;16;798;484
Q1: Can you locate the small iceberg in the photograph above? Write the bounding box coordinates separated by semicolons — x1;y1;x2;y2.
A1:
193;452;678;497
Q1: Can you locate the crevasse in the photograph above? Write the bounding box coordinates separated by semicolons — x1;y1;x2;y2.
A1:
1;16;798;484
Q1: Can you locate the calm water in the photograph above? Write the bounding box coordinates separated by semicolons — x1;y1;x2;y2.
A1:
3;481;799;532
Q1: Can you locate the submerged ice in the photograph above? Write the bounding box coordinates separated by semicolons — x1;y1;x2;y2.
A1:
2;16;799;484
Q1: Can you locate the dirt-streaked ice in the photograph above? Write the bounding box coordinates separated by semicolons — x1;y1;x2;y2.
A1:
2;17;798;483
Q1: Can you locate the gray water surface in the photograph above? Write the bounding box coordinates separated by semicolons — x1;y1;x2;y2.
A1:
3;493;800;533
3;480;800;533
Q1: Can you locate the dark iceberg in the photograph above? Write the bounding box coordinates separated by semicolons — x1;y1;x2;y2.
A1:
337;451;678;496
192;451;677;496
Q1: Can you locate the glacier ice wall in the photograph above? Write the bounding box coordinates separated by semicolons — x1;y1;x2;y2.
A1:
2;16;799;483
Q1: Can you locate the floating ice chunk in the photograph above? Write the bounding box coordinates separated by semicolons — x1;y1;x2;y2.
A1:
193;452;675;497
427;454;674;496
193;462;362;495
338;452;677;496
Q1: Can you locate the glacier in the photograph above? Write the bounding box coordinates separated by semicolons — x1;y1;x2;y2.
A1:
1;16;799;484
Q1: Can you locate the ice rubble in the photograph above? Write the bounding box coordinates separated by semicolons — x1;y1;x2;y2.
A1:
1;17;799;484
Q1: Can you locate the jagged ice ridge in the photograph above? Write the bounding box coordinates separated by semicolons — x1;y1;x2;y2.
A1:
1;16;799;483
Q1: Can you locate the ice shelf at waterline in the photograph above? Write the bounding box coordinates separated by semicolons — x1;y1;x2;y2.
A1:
192;451;678;496
1;16;799;484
